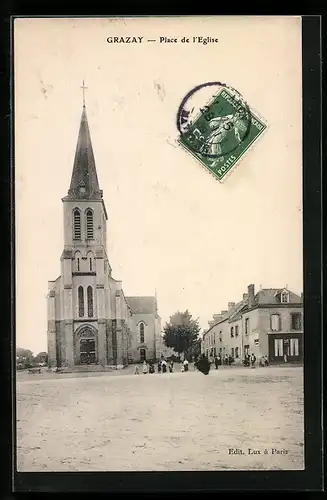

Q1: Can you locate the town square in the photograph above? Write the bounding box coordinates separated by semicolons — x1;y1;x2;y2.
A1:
17;363;304;471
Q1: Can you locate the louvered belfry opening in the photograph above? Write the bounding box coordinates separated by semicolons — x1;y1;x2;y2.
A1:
73;209;81;239
86;209;94;239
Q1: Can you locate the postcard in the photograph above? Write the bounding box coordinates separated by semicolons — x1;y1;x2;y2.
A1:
14;16;306;477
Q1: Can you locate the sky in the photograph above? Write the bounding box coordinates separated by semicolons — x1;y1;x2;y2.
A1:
14;16;303;354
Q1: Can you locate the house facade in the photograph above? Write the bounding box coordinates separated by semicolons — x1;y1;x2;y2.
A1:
202;284;303;364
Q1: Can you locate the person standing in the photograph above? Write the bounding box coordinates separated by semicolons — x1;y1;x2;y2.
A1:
161;359;167;373
142;360;148;374
157;360;162;373
214;355;219;369
264;355;269;366
149;362;155;374
195;354;210;375
244;353;250;367
169;360;174;373
250;353;256;368
183;358;189;372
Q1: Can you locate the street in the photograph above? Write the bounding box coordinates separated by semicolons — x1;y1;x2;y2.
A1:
16;365;304;471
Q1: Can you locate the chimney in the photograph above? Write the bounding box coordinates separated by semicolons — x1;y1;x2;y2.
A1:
221;310;228;315
213;313;223;322
248;284;255;308
228;302;235;310
243;293;248;301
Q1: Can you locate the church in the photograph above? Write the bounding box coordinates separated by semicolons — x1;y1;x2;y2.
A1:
47;91;161;371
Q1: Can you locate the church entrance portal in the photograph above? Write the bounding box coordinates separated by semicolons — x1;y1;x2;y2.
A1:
140;348;146;362
80;338;96;364
75;325;98;365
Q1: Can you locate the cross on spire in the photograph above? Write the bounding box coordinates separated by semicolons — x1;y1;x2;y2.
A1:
81;80;88;107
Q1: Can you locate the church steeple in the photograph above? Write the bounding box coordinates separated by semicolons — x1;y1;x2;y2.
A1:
66;82;103;200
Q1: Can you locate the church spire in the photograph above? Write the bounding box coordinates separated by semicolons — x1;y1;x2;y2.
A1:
66;83;103;200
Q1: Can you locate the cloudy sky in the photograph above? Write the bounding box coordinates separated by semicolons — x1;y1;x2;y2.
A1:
14;16;302;353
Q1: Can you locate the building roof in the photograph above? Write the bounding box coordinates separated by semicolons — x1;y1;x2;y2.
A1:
203;286;302;338
64;105;103;201
228;300;248;321
254;288;302;305
126;296;157;314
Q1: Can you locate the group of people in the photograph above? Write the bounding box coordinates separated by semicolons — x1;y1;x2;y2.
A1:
211;353;234;369
135;357;190;375
135;352;270;376
210;352;269;369
243;353;269;367
259;355;269;367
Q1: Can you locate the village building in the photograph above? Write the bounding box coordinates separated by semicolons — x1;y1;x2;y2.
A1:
202;284;303;364
47;96;161;371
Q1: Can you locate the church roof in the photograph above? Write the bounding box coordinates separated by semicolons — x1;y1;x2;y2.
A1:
126;296;157;314
65;105;103;200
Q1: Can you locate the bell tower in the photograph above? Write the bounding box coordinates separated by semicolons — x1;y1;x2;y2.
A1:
59;82;111;368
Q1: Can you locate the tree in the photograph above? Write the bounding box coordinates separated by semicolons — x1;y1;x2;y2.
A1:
16;348;35;369
35;352;48;365
188;337;202;360
162;310;200;359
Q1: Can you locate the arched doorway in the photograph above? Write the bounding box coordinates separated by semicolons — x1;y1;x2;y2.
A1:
140;348;146;362
74;325;98;365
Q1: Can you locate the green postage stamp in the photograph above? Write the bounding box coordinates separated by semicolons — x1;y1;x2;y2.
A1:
177;86;267;182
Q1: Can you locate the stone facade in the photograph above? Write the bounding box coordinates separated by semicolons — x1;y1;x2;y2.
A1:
47;103;160;371
202;284;303;364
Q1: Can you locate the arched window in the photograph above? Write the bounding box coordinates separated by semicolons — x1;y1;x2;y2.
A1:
78;286;84;317
86;209;94;239
75;251;82;272
87;251;94;272
87;286;93;317
139;322;145;343
73;209;81;239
